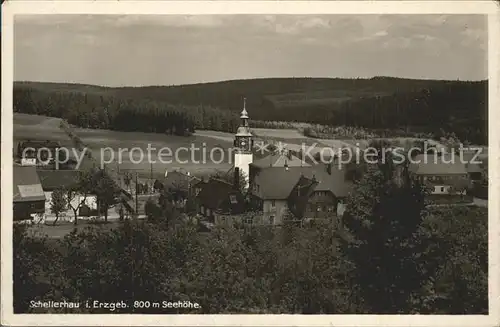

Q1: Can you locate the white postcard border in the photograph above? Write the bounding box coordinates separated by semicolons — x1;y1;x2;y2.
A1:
1;1;499;326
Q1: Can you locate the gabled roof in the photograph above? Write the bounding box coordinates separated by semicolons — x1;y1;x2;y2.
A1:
13;165;45;203
409;154;468;175
308;164;354;197
197;178;235;210
252;167;310;200
251;164;354;200
37;169;82;191
287;176;318;219
215;190;246;215
163;170;201;192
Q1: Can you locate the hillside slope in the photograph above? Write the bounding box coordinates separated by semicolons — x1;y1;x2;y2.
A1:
14;77;488;144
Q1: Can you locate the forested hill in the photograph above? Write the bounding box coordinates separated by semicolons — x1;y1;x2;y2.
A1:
14;77;488;143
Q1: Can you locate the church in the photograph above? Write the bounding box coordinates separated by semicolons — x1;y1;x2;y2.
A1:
195;98;354;228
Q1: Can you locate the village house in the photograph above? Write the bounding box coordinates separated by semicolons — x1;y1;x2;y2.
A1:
16;140;65;167
162;169;201;209
409;153;471;201
13;164;46;221
249;160;354;226
300;164;352;223
195;173;246;223
37;170;98;222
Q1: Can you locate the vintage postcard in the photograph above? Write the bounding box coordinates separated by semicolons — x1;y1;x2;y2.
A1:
1;1;499;326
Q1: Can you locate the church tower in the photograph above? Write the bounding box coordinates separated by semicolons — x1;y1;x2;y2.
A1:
234;98;253;189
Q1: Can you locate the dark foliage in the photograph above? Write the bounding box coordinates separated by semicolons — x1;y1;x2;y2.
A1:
341;157;488;314
14;78;487;144
13;84;239;135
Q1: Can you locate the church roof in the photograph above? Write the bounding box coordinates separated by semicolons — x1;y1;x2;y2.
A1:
236;126;252;137
240;108;249;119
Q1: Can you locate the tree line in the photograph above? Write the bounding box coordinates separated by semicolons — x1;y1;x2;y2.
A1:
13;86;240;135
113;78;487;145
14;152;487;314
330;82;487;144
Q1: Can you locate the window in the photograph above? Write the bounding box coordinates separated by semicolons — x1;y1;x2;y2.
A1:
229;195;238;204
317;205;322;212
327;206;333;212
269;215;275;225
244;216;253;225
271;200;275;208
441;186;445;192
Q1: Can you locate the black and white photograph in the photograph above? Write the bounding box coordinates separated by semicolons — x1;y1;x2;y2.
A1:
1;1;499;326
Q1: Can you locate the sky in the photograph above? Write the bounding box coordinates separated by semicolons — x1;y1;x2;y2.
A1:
14;14;487;86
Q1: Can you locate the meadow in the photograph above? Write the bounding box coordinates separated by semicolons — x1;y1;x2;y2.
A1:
13;113;452;180
14;114;234;178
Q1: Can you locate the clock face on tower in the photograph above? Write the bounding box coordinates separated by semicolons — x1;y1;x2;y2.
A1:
237;137;250;150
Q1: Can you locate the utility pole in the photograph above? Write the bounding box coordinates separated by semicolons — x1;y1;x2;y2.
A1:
117;162;121;188
150;162;153;194
135;172;139;217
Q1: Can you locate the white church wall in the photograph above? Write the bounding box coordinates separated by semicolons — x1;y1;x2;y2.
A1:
234;153;253;189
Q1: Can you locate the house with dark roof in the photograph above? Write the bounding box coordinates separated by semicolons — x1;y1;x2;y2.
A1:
13;164;46;221
249;159;354;226
196;176;246;223
301;164;352;222
161;169;201;209
287;175;319;220
409;154;471;199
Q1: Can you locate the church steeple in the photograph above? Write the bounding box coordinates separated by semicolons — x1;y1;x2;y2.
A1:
240;98;249;125
234;97;252;153
233;97;254;190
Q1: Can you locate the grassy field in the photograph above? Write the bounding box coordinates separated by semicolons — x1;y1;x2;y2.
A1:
14;114;330;178
14;114;234;178
13;113;451;180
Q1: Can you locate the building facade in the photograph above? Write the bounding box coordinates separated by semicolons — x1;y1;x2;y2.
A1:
409;154;471;201
37;170;98;222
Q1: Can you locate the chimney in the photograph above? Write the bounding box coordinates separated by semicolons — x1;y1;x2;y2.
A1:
233;167;240;190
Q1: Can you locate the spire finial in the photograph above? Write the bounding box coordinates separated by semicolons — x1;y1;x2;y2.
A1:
240;97;249;119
